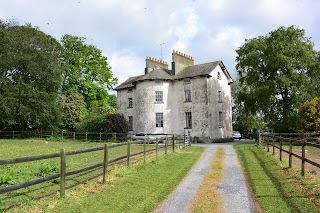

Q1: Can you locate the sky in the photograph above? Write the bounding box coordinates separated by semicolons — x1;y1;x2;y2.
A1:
1;0;320;91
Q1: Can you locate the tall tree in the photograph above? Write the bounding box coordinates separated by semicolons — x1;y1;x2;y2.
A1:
235;26;319;132
60;34;117;113
0;20;62;130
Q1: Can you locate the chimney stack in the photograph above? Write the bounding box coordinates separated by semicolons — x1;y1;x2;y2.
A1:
171;50;194;75
145;57;169;74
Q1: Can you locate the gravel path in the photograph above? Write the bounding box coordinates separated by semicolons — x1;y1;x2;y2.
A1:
153;142;256;213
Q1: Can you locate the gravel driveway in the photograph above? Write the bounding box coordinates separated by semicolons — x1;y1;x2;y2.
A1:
153;142;256;213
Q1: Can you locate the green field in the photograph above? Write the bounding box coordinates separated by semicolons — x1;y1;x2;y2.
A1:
0;138;173;211
235;143;320;213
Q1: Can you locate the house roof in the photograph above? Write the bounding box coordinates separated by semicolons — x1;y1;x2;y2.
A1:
114;60;233;91
114;75;143;90
135;68;172;82
173;61;221;80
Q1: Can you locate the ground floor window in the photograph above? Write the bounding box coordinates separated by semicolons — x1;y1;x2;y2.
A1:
156;113;163;127
219;111;223;127
128;116;133;130
185;112;192;128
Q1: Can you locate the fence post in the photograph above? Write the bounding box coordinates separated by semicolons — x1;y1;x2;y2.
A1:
61;130;64;140
73;132;75;140
144;139;146;163
60;148;66;198
103;144;108;184
179;135;181;149
156;138;158;160
52;131;54;136
165;135;168;155
289;138;292;168
272;137;275;155
99;132;102;142
172;135;175;153
85;132;88;142
280;139;282;161
267;135;270;152
12;130;14;139
113;133;117;143
301;139;306;177
127;140;131;168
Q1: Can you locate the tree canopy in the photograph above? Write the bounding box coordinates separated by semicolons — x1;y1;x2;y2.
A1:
0;21;63;130
297;97;320;132
60;34;117;113
235;26;319;132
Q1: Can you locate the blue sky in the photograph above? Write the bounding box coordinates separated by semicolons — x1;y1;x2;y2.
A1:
1;0;320;89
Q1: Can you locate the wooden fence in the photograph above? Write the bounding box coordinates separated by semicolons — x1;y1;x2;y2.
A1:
0;130;128;142
0;135;186;198
260;133;320;176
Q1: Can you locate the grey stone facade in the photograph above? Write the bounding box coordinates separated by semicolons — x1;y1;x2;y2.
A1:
115;50;233;142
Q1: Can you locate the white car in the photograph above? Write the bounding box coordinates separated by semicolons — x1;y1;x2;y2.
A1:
131;132;157;141
232;131;242;140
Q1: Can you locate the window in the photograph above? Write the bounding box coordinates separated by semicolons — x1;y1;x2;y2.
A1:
128;116;133;131
184;79;191;84
185;112;192;128
156;113;163;127
128;98;133;108
217;72;221;80
185;90;192;102
127;89;133;93
219;111;223;127
155;80;162;84
155;91;163;102
218;91;222;103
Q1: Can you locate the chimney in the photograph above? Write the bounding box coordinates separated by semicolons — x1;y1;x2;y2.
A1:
145;57;169;74
171;50;194;75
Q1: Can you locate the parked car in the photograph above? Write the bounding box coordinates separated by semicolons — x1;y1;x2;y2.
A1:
232;131;242;140
131;132;157;142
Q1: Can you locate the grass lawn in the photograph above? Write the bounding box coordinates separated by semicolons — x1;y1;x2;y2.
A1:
0;138;168;211
234;143;320;213
0;139;203;212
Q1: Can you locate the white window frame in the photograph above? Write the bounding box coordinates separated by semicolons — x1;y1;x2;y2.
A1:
185;90;192;102
156;113;164;127
185;112;192;128
155;91;163;102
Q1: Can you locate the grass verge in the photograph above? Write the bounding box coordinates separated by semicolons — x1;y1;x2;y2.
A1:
234;143;320;213
191;147;225;213
8;146;204;213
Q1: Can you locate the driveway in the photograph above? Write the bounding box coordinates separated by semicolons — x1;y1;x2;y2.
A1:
153;140;256;213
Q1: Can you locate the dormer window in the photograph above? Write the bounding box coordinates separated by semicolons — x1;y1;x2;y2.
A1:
184;79;191;84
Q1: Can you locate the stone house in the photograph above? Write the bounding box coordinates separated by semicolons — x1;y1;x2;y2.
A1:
115;50;233;142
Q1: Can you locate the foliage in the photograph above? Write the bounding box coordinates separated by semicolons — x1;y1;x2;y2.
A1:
102;113;128;133
235;26;319;132
59;93;85;130
297;97;320;132
60;34;117;113
0;20;63;130
232;79;266;135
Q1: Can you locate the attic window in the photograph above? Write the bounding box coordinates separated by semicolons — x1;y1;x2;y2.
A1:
217;72;221;80
184;79;191;84
127;89;133;93
155;80;162;84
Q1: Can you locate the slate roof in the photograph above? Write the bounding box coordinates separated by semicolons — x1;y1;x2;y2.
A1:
114;60;233;91
173;61;221;80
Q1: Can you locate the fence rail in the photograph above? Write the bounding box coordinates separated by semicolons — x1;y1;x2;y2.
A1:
0;135;187;198
260;133;320;176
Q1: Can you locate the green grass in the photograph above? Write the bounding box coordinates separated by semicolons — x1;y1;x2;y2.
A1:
234;143;320;213
8;146;204;212
0;138;167;211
